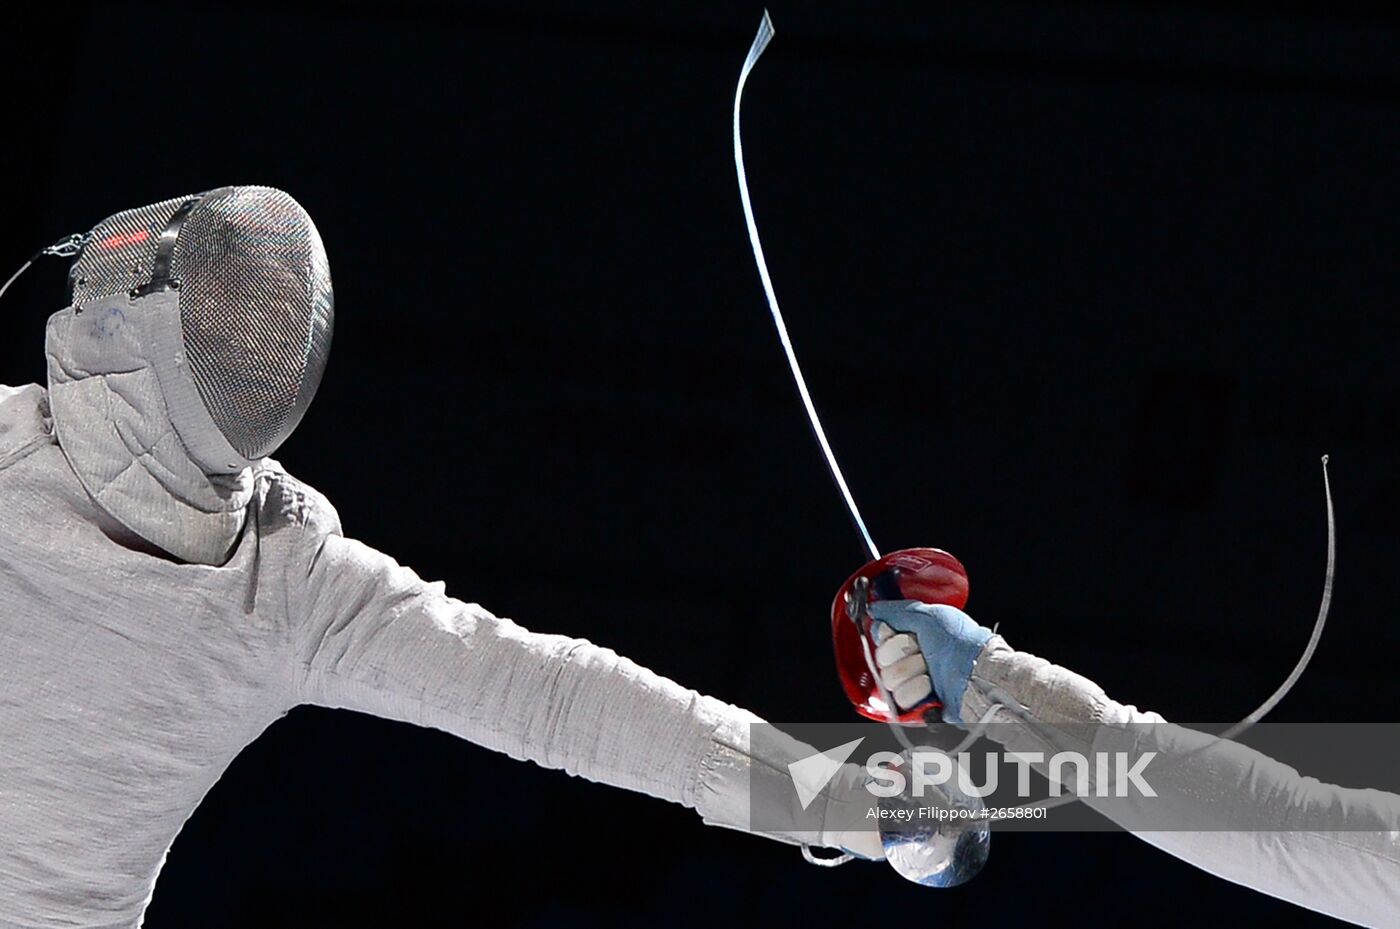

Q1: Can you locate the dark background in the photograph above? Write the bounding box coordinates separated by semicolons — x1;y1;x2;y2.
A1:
4;1;1399;926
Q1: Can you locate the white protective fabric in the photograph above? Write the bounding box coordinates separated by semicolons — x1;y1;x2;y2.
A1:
962;635;1400;928
44;296;255;566
0;381;858;929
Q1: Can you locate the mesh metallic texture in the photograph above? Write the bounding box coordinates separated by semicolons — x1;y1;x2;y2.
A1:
170;187;334;460
68;195;190;308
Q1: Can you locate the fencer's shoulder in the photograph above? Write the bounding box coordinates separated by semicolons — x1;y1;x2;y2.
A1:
251;458;344;541
0;383;49;425
0;383;42;403
0;384;54;465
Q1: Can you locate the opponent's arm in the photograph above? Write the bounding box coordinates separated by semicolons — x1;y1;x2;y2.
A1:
872;600;1400;928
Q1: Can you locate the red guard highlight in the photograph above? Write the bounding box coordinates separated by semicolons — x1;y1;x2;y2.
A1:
831;548;969;723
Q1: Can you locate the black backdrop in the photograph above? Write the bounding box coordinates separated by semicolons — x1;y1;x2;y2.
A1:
4;2;1400;926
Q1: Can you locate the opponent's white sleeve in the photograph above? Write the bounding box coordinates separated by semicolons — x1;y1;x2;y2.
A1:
288;528;855;849
962;636;1400;928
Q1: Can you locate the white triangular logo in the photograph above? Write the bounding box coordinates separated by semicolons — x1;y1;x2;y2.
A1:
787;737;865;810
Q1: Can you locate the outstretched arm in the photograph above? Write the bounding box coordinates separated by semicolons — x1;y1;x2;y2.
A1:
286;526;875;856
873;600;1400;928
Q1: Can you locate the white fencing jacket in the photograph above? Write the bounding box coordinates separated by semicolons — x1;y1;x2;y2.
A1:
0;381;838;929
12;350;1395;928
963;636;1400;928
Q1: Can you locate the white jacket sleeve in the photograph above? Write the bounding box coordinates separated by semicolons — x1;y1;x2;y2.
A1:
286;527;859;850
962;636;1400;928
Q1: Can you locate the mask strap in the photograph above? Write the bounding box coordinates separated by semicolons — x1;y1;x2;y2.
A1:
131;185;236;299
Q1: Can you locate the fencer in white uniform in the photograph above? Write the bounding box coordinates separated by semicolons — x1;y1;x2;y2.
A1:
0;187;871;929
10;184;1394;929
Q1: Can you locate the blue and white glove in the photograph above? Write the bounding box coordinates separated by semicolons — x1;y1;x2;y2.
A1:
866;601;994;726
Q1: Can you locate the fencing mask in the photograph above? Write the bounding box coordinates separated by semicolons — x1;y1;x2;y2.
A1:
45;186;334;563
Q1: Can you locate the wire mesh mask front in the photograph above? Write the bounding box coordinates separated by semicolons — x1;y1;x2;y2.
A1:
72;187;334;463
170;188;334;461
